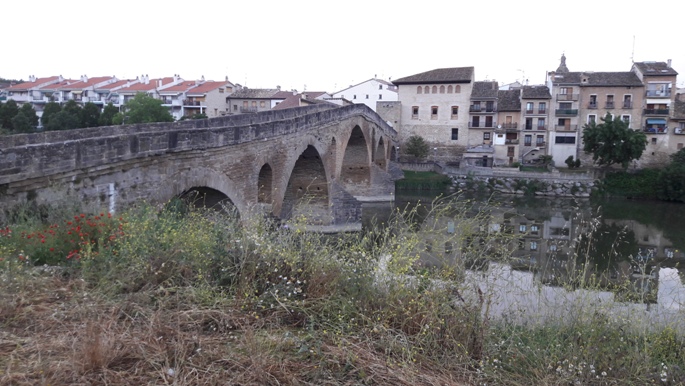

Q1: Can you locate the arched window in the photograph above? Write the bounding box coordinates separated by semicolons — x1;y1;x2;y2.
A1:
424;86;430;94
439;85;445;94
455;85;461;93
432;86;438;93
417;86;422;94
447;85;453;93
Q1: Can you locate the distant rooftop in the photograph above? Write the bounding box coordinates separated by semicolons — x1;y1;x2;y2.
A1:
393;67;474;85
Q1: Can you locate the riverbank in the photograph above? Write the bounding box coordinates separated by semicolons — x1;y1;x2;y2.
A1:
2;201;685;385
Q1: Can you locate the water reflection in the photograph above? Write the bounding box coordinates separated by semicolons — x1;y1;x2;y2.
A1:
362;193;685;326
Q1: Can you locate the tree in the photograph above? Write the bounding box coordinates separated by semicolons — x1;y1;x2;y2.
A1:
0;99;19;130
81;102;101;128
404;135;429;159
19;103;39;128
62;100;84;128
98;103;119;126
44;110;81;131
582;113;647;168
41;102;62;127
11;112;33;133
120;93;173;124
655;148;685;202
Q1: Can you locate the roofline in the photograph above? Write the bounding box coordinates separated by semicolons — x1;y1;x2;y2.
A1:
394;79;472;85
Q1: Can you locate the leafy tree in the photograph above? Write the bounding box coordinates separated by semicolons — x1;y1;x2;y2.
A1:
565;155;576;168
120;93;173;124
98;103;119;126
11;112;33;133
44;110;81;131
582;113;647;168
655;148;685;202
41;102;62;127
404;135;429;159
179;113;208;121
62;100;84;128
0;99;19;130
19;103;39;128
81;102;101;128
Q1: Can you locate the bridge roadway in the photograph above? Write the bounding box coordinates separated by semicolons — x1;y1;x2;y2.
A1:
0;104;400;226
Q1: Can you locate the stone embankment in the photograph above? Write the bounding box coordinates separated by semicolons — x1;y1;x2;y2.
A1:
451;174;595;197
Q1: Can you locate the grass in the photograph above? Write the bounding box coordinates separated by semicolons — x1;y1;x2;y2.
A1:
396;170;452;191
1;197;684;385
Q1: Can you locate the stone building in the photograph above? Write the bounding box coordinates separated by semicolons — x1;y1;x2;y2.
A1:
520;85;551;164
389;67;475;161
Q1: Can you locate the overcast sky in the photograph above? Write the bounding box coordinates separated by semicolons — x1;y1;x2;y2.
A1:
5;0;684;92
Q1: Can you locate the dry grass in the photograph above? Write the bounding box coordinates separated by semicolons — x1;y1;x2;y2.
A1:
0;273;471;386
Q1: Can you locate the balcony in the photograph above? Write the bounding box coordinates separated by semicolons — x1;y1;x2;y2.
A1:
469;122;496;129
674;127;685;135
555;109;578;116
505;139;519;144
535;125;548;131
622;102;633;109
555;124;578;131
643;127;668;134
240;106;259;113
645;90;671;98
643;109;669;115
556;94;579;101
469;106;496;113
183;99;205;107
536;141;546;147
588;102;598;109
500;122;518;129
605;102;615;109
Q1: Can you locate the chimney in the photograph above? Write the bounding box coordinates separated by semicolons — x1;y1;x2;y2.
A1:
201;75;205;82
158;79;162;88
667;59;672;68
225;75;228;82
29;75;36;82
276;85;281;91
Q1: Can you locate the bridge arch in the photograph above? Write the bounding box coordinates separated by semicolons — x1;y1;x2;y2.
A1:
374;136;387;170
340;125;371;187
257;163;274;204
166;167;247;217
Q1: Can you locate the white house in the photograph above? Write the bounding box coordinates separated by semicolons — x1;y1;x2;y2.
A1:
331;78;398;111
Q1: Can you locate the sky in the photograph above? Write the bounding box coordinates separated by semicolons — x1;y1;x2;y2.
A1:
4;0;685;92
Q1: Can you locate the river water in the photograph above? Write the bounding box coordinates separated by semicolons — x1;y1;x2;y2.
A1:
362;192;685;330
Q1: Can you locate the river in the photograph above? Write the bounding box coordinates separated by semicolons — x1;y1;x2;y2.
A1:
361;192;685;330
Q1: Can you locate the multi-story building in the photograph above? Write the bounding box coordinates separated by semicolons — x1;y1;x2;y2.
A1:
225;87;291;114
331;78;398;112
632;61;680;165
673;93;685;150
185;80;235;118
113;75;183;106
520;85;551;163
495;88;522;165
390;67;475;160
5;76;61;118
468;81;499;145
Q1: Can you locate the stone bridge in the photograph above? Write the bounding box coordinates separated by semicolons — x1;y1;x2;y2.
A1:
0;104;400;226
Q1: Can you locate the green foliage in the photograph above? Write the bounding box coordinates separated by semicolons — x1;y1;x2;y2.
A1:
41;101;62;127
582;112;647;168
510;161;521;168
404;135;430;159
396;170;452;191
10;112;32;133
98;103;119;126
565;155;576;168
598;169;660;198
0;98;19;130
81;102;101;128
655;148;685;202
44;110;81;131
179;113;208;120
19;103;39;128
120;93;174;124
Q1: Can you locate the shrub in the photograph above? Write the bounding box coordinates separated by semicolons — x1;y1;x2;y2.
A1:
404;135;429;159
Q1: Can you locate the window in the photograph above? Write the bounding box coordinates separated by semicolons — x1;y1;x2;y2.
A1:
447;85;453;93
379;94;382;99
233;104;238;111
549;244;558;252
260;101;266;107
379;84;383;90
555;136;576;144
507;146;515;157
623;94;632;108
451;106;459;119
530;241;538;251
483;132;491;140
588;114;596;124
417;86;422;94
525;118;533;130
431;106;438;119
251;101;257;107
412;106;419;119
243;101;248;108
432;86;437;93
538;102;546;114
537;118;546;129
589;94;597;108
560;87;571;95
455;85;461;93
524;135;532;146
606;95;615;109
530;225;539;234
621;115;630;125
526;102;534;113
424;86;430;94
440;85;445;93
550;227;570;236
451;128;459;140
219;88;224;93
559;102;572;110
536;135;545;145
353;95;357;99
651;138;657;144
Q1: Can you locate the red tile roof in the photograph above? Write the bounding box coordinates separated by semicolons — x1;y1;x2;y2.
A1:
96;79;135;91
117;77;175;93
60;76;116;90
186;81;232;95
160;81;198;93
38;79;79;90
7;76;60;91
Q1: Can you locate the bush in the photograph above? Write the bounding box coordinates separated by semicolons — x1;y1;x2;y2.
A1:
404;135;429;159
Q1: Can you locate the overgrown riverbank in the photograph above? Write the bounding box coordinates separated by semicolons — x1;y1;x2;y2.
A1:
1;199;684;385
